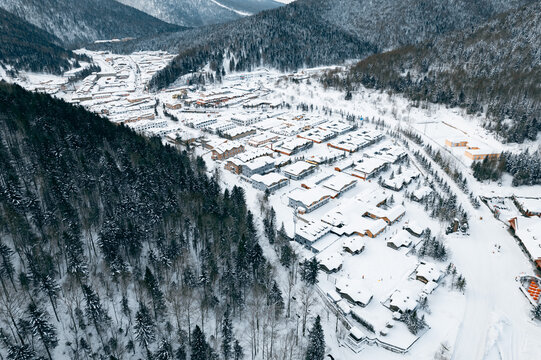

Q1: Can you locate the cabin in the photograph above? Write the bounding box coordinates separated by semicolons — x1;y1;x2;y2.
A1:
294;221;332;250
322;173;357;198
343;236;365;254
351;158;389;180
336;279;373;307
211;142;245;160
282;161;317;180
241;156;275;177
387;231;413;250
363;219;388;238
389;289;418;313
318;253;343;273
251;173;289;193
416;262;442;284
288;187;332;214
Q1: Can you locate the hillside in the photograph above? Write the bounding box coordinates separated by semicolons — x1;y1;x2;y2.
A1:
93;0;533;90
0;8;80;74
322;1;541;143
118;0;283;27
0;0;182;48
0;81;291;358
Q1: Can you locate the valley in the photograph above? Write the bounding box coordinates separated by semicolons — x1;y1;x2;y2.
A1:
4;47;540;359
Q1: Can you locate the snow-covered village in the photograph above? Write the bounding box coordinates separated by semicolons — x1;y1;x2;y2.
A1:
2;43;539;360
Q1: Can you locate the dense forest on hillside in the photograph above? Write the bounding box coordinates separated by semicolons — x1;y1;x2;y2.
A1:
322;2;541;143
0;8;82;74
0;0;182;48
89;0;533;91
0;82;309;359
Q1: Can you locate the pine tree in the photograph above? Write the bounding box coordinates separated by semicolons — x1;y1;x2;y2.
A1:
268;281;285;318
0;240;15;291
300;258;319;285
233;340;243;360
305;315;324;360
155;338;173;360
82;285;110;338
221;306;233;360
134;302;156;351
27;303;58;360
190;326;215;360
144;267;166;319
532;304;541;320
6;344;35;360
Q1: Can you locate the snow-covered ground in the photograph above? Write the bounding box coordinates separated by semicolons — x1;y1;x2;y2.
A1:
3;54;541;360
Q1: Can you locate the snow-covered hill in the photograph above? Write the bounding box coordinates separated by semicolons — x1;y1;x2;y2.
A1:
118;0;283;27
0;0;181;47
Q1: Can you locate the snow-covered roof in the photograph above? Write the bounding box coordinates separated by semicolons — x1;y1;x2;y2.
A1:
223;126;253;138
282;161;315;176
336;278;373;306
327;290;342;303
251;172;288;187
389;289;418;312
387;231;413;248
365;205;405;223
353;157;389;175
513;217;541;260
243;156;275;171
338;300;352;316
343;236;365;253
318;252;343;271
289;187;334;208
403;221;425;236
296;221;331;244
213;141;244;154
322;173;357;193
364;219;388;236
422;281;439;294
515;197;541;214
413;186;433;200
280;137;312;151
349;326;364;340
416;262;442;283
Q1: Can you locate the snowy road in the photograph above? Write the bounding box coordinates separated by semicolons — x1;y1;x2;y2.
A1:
449;207;541;360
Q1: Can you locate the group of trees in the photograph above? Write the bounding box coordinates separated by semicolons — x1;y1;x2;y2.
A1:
399;310;427;335
0;8;81;74
0;82;318;359
471;150;541;186
416;230;448;261
321;1;541;144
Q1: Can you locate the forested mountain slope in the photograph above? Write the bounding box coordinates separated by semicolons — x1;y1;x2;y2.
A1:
0;82;287;359
0;8;80;74
0;0;182;48
118;0;283;27
322;1;541;143
93;0;533;90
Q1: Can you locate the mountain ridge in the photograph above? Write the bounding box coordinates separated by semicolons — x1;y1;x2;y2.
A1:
322;1;541;143
0;0;182;48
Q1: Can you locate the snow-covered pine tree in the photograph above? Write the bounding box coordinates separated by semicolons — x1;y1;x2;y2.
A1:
233;339;244;360
305;315;324;360
190;326;215;360
134;302;156;351
26;303;58;360
221;305;233;360
532;304;541;320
